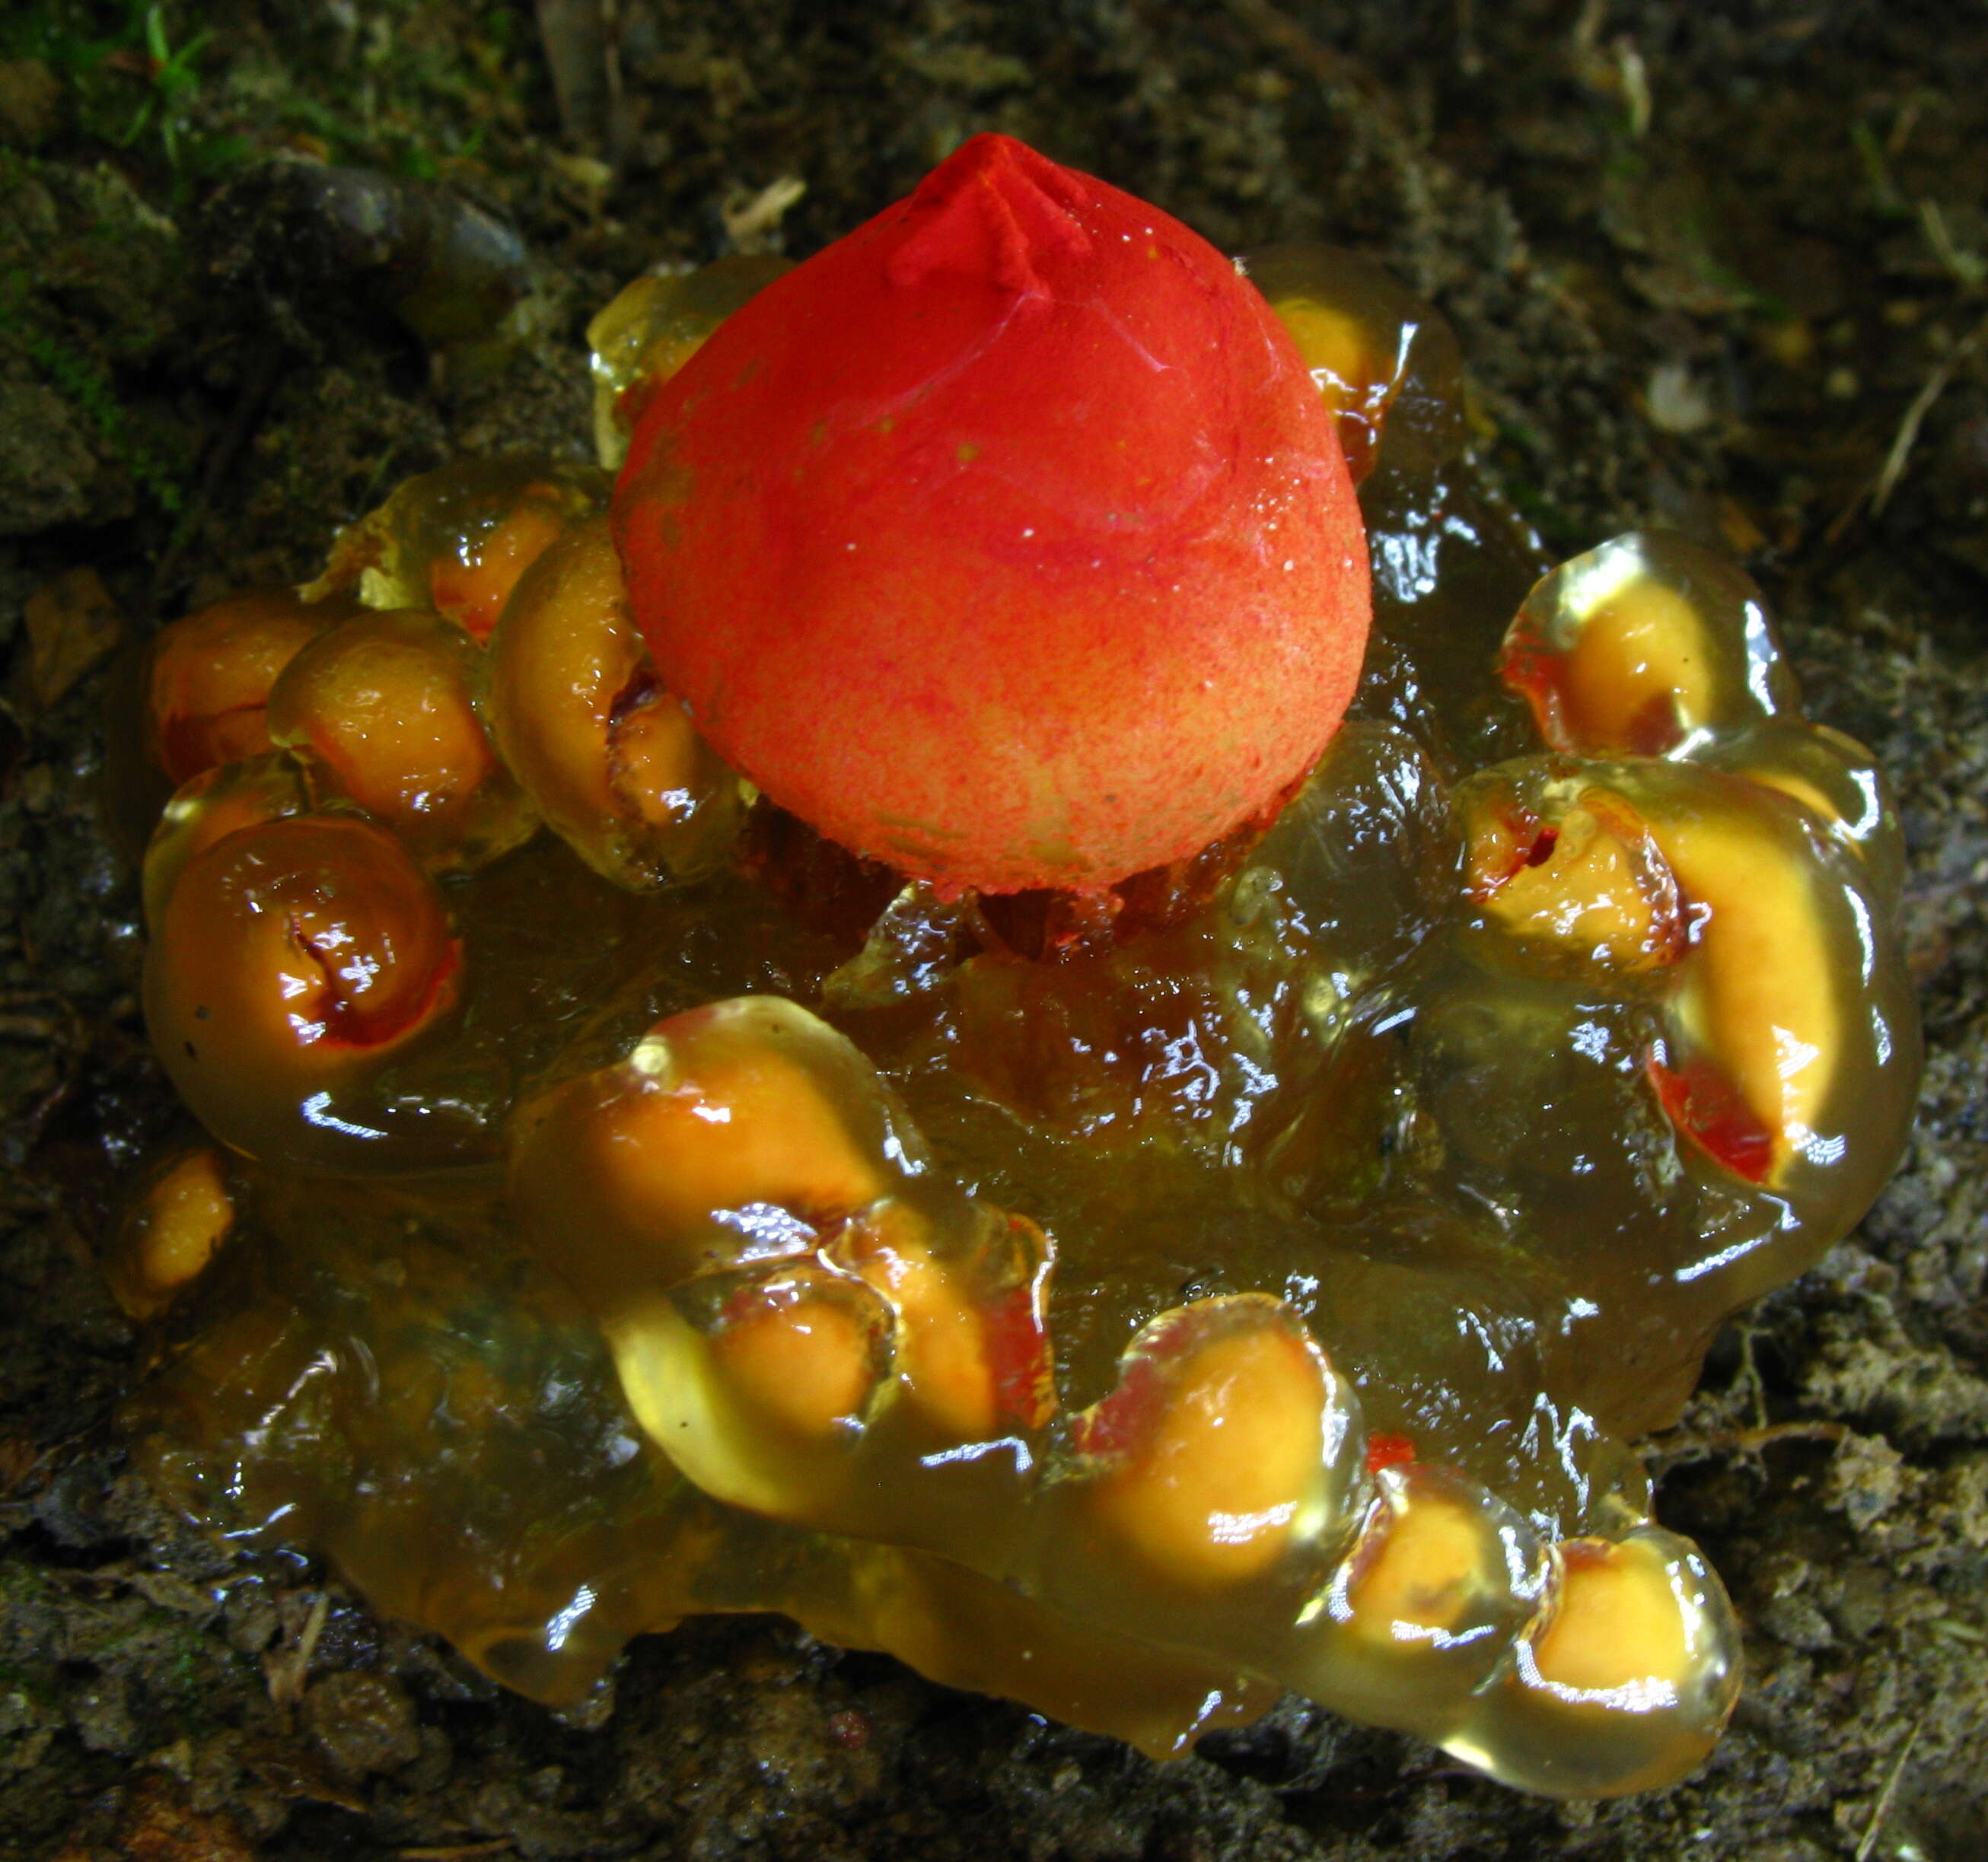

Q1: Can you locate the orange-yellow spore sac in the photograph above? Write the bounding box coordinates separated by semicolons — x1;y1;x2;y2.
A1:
606;1261;897;1520
1692;717;1907;906
301;456;608;645
1247;244;1468;485
1069;1296;1365;1593
485;518;738;886
1456;753;1915;1217
1282;1461;1544;1731
266;610;535;871
142;753;314;930
143;814;462;1167
1445;1527;1741;1797
1461;775;1684;979
104;1147;236;1322
1331;1464;1542;1652
1501;532;1801;757
702;1270;886;1440
146;586;346;786
585;256;793;469
608;686;718;835
508;997;918;1312
1631;761;1897;1198
829;1198;1056;1443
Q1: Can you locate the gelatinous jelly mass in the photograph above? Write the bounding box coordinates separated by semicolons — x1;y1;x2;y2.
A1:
119;144;1920;1800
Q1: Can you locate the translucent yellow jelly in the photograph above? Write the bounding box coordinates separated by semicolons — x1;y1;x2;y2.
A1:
302;454;608;645
145;584;346;786
119;243;1920;1798
105;1147;237;1322
585;256;794;470
266;607;536;872
483;517;738;887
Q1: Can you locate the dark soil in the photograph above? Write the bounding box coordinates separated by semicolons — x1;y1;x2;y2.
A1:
2;4;1984;1858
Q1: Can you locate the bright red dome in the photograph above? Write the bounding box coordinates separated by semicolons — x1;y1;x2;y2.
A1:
613;134;1369;894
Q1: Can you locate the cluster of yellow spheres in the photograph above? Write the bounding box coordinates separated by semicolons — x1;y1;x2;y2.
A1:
113;228;1917;1801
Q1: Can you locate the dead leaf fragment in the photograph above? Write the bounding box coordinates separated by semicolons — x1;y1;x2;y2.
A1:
27;567;123;708
50;1775;257;1862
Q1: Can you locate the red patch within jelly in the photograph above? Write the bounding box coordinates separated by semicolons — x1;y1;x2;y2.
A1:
1648;1050;1776;1184
1365;1432;1416;1475
614;135;1370;895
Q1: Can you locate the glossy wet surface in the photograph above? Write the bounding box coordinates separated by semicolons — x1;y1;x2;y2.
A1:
119;249;1918;1800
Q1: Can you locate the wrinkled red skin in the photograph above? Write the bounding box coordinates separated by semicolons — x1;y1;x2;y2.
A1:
615;134;1371;895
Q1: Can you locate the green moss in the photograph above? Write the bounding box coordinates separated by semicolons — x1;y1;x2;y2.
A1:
0;264;186;513
1;3;250;197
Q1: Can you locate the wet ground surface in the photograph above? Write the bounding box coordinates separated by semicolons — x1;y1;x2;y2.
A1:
2;3;1985;1857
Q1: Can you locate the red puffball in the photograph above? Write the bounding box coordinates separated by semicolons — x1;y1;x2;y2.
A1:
613;134;1370;895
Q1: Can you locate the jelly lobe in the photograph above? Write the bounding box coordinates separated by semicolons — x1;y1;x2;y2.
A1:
1455;755;1918;1291
1445;1528;1741;1798
266;608;535;873
105;1147;237;1322
507;998;1738;1794
120;1167;1276;1759
143;813;473;1172
483;516;739;886
1244;244;1468;487
1502;531;1802;761
141;752;315;931
585;255;794;469
615;133;1372;894
1044;1295;1369;1609
1295;1460;1546;1726
145;585;345;787
302;454;608;645
507;997;923;1303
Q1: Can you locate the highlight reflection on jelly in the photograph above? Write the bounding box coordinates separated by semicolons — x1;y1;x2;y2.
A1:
116;135;1919;1797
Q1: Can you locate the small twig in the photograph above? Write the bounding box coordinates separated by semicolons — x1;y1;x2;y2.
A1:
1652;1418;1846;1474
1886;92;1926;159
1919;199;1987;289
264;1591;330;1708
1827;307;1988;540
1872;313;1988;515
1615;37;1652;138
1722;1420;1846;1452
1853;1711;1926;1862
1735;1323;1770;1433
1220;0;1391;109
1923;1617;1986;1644
721;175;807;247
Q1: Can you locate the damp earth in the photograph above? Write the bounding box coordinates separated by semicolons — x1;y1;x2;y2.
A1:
4;7;1988;1851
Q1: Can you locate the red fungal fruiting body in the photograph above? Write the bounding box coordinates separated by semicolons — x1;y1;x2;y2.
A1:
614;135;1370;894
